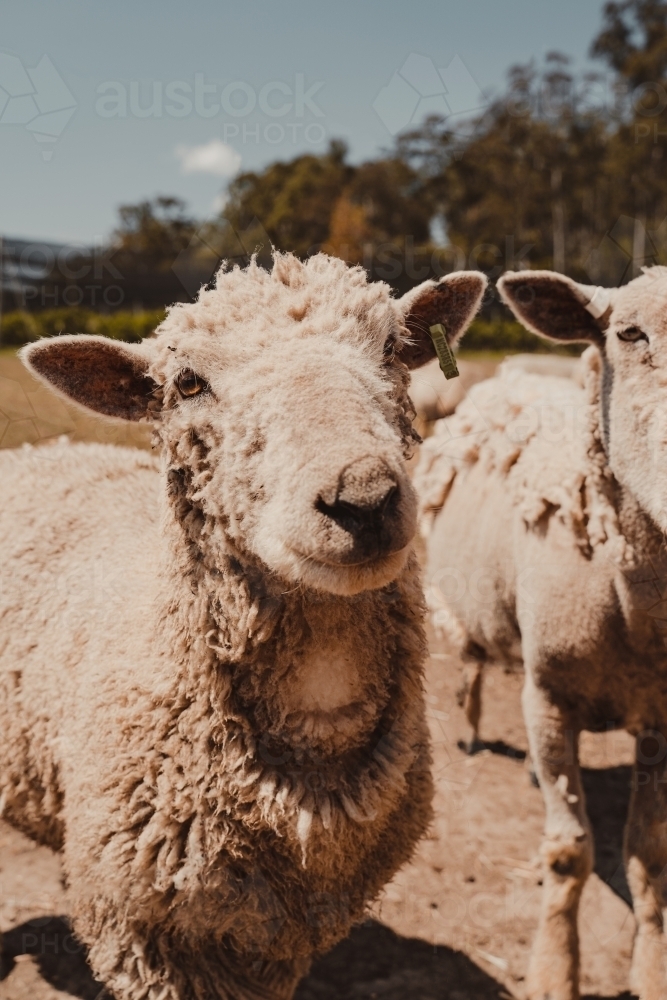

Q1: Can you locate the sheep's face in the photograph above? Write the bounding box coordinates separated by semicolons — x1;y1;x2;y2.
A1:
499;267;667;532
157;329;416;597
23;254;485;595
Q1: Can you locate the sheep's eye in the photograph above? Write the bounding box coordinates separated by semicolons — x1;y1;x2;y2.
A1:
176;369;208;397
617;326;648;343
383;337;397;362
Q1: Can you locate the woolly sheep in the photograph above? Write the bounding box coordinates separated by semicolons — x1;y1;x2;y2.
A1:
0;252;486;1000
409;355;467;422
415;268;667;1000
409;354;583;426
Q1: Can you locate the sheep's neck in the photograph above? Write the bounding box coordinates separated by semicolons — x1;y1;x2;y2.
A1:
157;503;417;758
589;377;667;567
586;390;667;641
148;498;429;877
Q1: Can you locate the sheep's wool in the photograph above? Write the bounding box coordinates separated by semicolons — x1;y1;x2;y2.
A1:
0;254;437;1000
416;346;630;564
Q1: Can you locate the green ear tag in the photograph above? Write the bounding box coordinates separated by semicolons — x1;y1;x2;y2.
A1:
429;323;459;380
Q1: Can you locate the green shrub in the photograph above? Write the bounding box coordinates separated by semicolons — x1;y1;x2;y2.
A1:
1;312;40;346
0;308;167;347
463;318;582;355
33;308;96;338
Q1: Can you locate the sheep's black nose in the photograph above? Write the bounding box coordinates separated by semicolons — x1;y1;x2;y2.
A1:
316;458;400;553
318;488;398;537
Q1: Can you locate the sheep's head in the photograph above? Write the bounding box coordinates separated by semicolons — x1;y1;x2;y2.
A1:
23;253;485;595
499;266;667;532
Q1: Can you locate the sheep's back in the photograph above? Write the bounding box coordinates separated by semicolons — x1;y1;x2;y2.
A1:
416;368;587;530
0;440;161;846
415;369;591;662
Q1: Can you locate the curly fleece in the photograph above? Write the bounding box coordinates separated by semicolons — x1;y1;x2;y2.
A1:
416;347;627;561
0;252;483;1000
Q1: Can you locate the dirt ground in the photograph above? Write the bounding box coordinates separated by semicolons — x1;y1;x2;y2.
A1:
0;352;638;999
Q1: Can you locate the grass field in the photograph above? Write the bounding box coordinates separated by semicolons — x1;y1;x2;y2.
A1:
0;353;152;453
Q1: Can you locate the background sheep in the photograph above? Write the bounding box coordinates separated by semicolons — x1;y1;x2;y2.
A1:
408;354;583;437
408;356;468;423
415;267;667;1000
0;253;486;1000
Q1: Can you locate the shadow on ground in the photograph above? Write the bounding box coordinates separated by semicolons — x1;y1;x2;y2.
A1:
452;747;633;908
581;996;636;1000
0;917;105;999
0;917;505;1000
582;765;632;906
297;920;504;999
456;738;527;761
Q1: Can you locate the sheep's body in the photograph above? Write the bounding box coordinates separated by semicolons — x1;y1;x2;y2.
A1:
496;351;584;383
0;443;161;851
418;357;667;731
0;256;487;1000
408;354;583;426
417;266;667;1000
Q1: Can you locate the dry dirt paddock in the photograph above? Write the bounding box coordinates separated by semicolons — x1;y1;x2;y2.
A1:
0;352;636;1000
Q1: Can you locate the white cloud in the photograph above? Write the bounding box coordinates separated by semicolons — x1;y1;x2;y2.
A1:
175;139;241;178
211;191;229;213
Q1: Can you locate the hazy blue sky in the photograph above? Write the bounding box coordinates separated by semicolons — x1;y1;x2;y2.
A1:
2;0;608;243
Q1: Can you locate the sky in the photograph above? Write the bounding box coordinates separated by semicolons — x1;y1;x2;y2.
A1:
2;0;609;245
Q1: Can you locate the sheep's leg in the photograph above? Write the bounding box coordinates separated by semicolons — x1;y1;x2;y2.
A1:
522;673;593;1000
456;660;484;753
625;732;667;1000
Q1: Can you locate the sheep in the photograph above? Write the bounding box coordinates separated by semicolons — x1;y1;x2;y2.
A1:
418;361;586;756
409;355;467;422
0;252;487;1000
409;354;583;429
414;267;667;1000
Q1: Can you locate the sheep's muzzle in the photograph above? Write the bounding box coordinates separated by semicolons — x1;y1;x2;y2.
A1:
263;447;418;595
295;455;417;594
315;457;403;564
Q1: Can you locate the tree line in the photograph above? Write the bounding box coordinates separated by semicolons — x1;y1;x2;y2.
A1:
11;0;667;322
220;0;667;290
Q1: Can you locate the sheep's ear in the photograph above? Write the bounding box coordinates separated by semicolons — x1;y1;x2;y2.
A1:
20;335;158;421
397;271;488;369
497;270;613;344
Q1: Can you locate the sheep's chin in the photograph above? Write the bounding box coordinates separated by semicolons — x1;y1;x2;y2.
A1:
285;546;411;596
